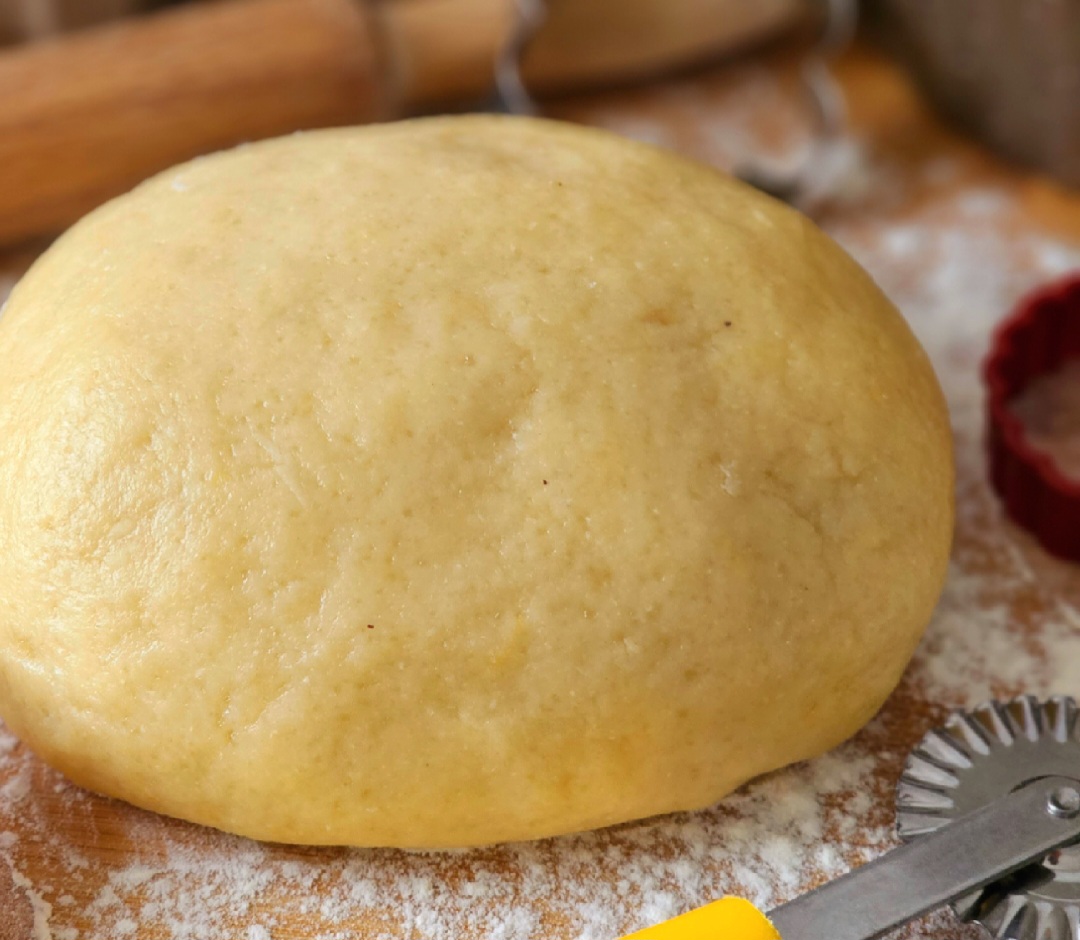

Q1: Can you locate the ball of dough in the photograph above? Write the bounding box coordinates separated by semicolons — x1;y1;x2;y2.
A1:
0;116;952;848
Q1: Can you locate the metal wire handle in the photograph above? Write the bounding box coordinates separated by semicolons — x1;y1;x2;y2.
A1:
736;0;857;205
492;0;548;114
804;0;857;141
493;0;858;208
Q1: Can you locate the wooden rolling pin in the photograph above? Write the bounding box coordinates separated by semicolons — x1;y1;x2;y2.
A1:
0;0;803;247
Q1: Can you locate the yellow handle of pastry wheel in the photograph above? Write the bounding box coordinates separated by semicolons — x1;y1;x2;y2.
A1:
620;897;779;940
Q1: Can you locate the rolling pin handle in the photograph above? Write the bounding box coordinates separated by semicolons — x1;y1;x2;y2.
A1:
0;0;389;247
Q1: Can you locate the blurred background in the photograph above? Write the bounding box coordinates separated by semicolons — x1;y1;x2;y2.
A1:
0;0;1078;255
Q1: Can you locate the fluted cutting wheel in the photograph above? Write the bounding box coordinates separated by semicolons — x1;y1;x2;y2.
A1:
897;696;1080;940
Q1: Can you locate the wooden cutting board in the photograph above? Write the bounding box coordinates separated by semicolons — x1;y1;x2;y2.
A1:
2;40;1080;940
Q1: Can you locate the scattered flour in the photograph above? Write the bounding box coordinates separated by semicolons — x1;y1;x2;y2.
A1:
8;863;58;940
0;63;1078;940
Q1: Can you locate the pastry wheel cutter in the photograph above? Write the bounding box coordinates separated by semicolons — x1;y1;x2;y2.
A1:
619;695;1080;940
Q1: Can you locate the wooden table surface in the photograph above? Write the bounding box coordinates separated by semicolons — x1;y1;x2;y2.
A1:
2;37;1080;940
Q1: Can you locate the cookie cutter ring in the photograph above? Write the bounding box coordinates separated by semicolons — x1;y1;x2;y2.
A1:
984;273;1080;562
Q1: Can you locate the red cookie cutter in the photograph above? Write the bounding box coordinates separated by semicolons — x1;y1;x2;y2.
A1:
985;273;1080;561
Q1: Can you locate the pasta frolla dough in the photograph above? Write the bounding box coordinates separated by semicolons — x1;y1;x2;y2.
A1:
0;116;953;847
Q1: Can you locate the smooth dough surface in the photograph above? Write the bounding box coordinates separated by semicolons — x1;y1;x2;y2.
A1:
0;116;953;848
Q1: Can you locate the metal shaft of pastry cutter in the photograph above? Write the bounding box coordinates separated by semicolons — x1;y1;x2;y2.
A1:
769;775;1080;940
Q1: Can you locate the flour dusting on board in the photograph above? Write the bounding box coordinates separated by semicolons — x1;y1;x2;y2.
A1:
2;65;1080;939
